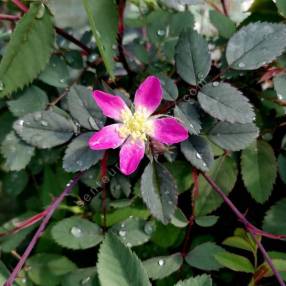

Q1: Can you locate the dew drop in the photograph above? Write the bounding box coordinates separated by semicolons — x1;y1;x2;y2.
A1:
0;81;4;91
144;222;155;235
189;123;194;129
195;152;202;160
238;62;246;68
278;94;284;100
18;119;24;126
212;81;219;87
81;277;91;285
126;242;132;247
158;259;165;266
70;226;83;238
59;78;65;83
119;230;127;237
40;120;48;127
157;29;166;37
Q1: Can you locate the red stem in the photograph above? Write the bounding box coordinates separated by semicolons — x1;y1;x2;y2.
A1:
220;0;229;16
0;14;20;21
202;172;286;286
100;151;108;230
4;172;83;286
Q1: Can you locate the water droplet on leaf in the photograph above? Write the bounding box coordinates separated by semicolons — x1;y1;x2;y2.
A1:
71;226;83;238
81;277;91;285
40;120;48;127
157;29;166;37
144;222;155;235
238;62;246;68
195;152;202;160
119;230;127;237
212;81;219;87
126;242;132;247
158;259;165;266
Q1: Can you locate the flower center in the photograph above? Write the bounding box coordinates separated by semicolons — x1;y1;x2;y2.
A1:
118;107;152;141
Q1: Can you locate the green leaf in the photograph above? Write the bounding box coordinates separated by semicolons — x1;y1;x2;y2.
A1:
195;215;219;227
97;234;151;286
82;0;118;79
226;22;286;70
51;216;103;250
215;251;255;273
0;111;15;143
222;237;254;252
2;170;28;197
276;0;286;17
13;109;75;149
181;135;214;171
198;82;255;124
63;132;104;172
111;217;152;247
159;75;178;101
143;253;183;280
209;10;236;39
62;267;99;286
141;162;178;224
0;261;10;286
195;156;238;216
174;101;201;135
241;140;277;203
175;274;213;286
208;122;259;151
274;73;286;101
66;85;105;130
263;198;286;235
27;253;76;286
7;86;48;117
186;242;225;271
171;208;189;228
175;28;211;85
278;153;286;184
0;3;54;97
39;55;70;87
1;131;35;171
110;174;131;198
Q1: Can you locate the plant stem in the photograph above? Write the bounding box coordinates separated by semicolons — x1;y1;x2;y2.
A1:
4;172;83;286
0;14;20;21
220;0;229;16
202;172;286;286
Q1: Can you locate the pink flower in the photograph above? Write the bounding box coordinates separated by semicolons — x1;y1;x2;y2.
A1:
88;76;189;175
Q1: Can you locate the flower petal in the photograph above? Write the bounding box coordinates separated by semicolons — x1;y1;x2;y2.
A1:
93;90;129;121
89;124;126;150
134;76;162;115
149;117;188;144
119;138;145;175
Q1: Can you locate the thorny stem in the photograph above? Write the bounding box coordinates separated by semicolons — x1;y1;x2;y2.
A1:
202;172;286;286
100;151;109;231
4;172;83;286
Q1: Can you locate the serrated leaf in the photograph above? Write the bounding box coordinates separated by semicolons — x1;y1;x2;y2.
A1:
7;86;48;117
1;131;34;171
186;242;225;271
174;101;201;135
0;3;54;97
195;215;219;227
209;10;236;39
39;55;70;87
241;140;277;203
263;198;286;235
208;122;259;151
13;109;75;149
215;252;255;273
83;0;118;79
97;234;151;286
143;253;183;280
2;170;28;197
175;274;213;286
111;217;152;247
175;28;211;85
198;82;255;124
62;267;99;286
51;216;103;250
195;156;238;216
27;253;76;286
181;135;214;171
67;85;105;130
63;132;104;172
141;162;177;224
226;22;286;70
222;237;254;252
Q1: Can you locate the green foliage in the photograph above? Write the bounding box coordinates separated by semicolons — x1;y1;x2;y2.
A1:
0;4;54;97
175;275;213;286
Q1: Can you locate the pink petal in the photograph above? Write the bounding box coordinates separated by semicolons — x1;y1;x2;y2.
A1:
119;138;145;175
93;90;129;121
150;117;188;144
134;76;162;115
89;124;126;150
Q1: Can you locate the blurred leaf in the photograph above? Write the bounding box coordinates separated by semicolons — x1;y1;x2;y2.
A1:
141;162;177;224
0;261;10;286
263;198;286;235
27;253;76;286
226;22;286;70
209;10;236;39
63;132;104;172
97;234;151;286
13;109;75;149
278;153;286;184
215;252;255;273
274;73;286;101
208;122;259;151
276;0;286;17
0;3;54;97
195;215;218;227
175;28;211;85
181;135;214;171
67;85;105;130
171;208;189;228
195;156;238;216
222;236;254;253
51;216;103;250
174;274;212;286
110;174;131;199
186;242;225;271
0;111;15;143
7;86;48;117
2;170;28;197
198;82;255;124
241;140;277;203
143;253;183;280
62;267;99;286
83;0;118;79
159;75;178;101
1;131;35;171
